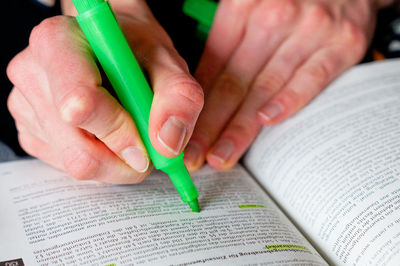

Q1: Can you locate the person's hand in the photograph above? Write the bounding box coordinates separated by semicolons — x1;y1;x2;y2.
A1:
184;0;387;171
6;0;203;183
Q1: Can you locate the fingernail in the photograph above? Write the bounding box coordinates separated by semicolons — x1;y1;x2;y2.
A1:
158;117;187;155
209;139;234;163
184;141;201;167
121;146;149;173
259;102;283;121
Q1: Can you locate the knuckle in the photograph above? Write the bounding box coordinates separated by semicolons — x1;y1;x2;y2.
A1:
341;21;367;57
168;76;204;111
267;0;297;20
223;0;256;12
6;57;20;86
137;44;182;73
6;89;34;127
253;73;286;97
17;130;45;159
18;132;35;156
278;89;303;110
29;16;69;52
297;62;334;102
305;4;333;28
252;0;298;30
62;147;99;180
140;45;204;111
59;88;95;126
29;19;56;47
158;46;191;74
303;63;330;86
6;51;30;87
215;72;247;101
138;44;168;68
278;52;297;67
227;123;253;143
7;90;19;120
98;109;131;148
173;54;191;73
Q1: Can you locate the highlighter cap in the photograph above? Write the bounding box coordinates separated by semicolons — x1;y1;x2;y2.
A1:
73;0;104;14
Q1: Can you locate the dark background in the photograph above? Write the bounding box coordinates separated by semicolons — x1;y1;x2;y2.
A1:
1;0;399;157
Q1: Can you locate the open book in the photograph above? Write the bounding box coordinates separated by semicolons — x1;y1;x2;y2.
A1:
1;59;400;266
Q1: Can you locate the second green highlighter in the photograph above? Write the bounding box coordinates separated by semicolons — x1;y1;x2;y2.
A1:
72;0;200;212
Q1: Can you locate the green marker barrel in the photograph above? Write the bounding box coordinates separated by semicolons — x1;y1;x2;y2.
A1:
182;0;217;40
72;0;200;212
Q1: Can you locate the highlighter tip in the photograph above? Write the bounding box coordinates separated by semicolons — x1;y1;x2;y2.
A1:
188;198;200;213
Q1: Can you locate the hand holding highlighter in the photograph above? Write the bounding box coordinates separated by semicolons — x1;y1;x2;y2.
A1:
72;0;200;212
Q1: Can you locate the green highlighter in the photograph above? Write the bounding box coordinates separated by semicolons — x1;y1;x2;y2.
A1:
72;0;199;212
182;0;218;41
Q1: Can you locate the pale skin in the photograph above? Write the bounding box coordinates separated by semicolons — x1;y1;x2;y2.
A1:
6;0;394;183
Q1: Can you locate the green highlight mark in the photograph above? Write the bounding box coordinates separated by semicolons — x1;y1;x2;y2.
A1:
100;203;183;220
265;244;308;251
106;264;116;266
238;204;266;209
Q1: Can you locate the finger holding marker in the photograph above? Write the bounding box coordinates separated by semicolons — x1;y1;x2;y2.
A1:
125;22;205;158
39;18;151;174
7;0;203;185
8;87;61;169
7;84;47;143
7;49;54;146
7;16;152;183
149;63;204;158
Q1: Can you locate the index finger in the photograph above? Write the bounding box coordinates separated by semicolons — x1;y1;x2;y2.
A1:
194;0;256;93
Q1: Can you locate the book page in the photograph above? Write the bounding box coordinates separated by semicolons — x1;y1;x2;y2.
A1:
244;59;400;265
0;159;326;266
